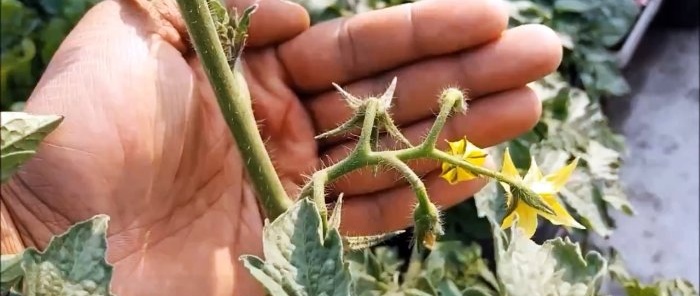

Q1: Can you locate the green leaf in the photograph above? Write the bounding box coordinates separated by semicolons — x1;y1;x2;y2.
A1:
608;251;699;296
1;0;100;109
240;198;351;296
548;237;606;285
1;111;63;182
554;0;598;13
472;176;506;225
559;170;615;237
22;214;114;296
1;38;38;107
494;221;607;296
37;17;70;64
343;231;405;251
507;1;553;26
0;0;40;51
421;241;498;295
1;253;24;293
347;247;403;295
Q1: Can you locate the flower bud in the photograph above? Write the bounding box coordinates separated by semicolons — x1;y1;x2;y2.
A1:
439;88;468;115
413;201;444;250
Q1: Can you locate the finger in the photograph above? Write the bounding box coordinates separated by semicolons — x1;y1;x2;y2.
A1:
227;0;310;47
324;86;540;196
278;0;509;92
309;24;562;139
338;157;496;236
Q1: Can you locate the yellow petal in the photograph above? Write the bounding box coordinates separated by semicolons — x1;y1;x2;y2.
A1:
441;161;451;173
545;157;580;191
523;156;544;184
539;194;585;229
465;143;488;166
500;148;520;180
517;206;539;238
501;204;539;238
501;210;516;229
447;138;467;156
440;167;458;184
456;167;478;181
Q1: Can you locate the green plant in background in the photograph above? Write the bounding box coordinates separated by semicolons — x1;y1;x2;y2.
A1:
1;0;101;111
0;0;698;296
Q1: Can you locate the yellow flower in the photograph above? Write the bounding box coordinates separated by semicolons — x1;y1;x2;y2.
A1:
499;148;585;238
439;138;488;184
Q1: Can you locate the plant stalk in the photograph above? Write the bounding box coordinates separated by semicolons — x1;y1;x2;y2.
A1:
176;0;291;220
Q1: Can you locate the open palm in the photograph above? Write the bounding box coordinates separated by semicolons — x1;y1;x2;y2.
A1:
0;0;562;295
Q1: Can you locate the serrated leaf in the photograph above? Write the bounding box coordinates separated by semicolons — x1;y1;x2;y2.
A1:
240;256;292;296
21;214;114;296
549;237;606;290
1;111;63;182
240;198;351;296
609;251;698;296
494;219;607;296
347;247;403;295
421;241;498;295
343;231;405;251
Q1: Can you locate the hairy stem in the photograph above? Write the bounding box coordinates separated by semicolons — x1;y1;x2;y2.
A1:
312;173;329;232
356;100;379;154
381;157;430;208
421;95;459;151
429;149;552;214
176;0;291;220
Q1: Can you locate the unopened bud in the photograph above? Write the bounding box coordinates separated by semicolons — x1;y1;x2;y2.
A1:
439;88;467;114
413;202;444;250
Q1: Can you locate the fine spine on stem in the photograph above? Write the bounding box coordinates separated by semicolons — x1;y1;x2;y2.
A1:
175;0;291;220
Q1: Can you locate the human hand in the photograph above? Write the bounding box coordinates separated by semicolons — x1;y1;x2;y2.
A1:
0;0;562;295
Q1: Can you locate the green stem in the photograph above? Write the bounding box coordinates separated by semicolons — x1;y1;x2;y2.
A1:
379;114;413;148
382;157;430;208
429;150;507;182
421;100;455;152
312;173;329;232
356;100;379;154
176;0;291;220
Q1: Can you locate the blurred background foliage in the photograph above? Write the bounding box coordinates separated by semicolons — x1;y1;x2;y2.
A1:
1;0;100;111
2;0;696;294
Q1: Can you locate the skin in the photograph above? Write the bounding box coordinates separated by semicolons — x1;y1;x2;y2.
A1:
0;0;562;295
